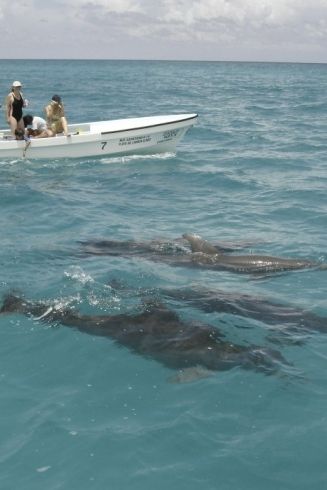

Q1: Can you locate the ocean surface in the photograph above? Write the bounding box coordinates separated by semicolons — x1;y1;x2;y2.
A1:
0;60;327;489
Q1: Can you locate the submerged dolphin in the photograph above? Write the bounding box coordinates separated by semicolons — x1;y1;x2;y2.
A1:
159;286;327;336
182;234;325;274
106;280;327;343
0;293;290;380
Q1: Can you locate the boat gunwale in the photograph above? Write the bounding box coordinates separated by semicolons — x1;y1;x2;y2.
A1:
99;114;198;135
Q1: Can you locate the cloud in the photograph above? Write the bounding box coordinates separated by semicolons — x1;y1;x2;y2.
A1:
0;0;326;61
72;0;327;45
159;0;327;40
74;0;141;13
161;0;294;26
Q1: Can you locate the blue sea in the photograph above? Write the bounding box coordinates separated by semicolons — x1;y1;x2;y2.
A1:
0;60;327;489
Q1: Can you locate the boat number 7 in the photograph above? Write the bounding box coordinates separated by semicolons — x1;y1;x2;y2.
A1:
101;141;107;150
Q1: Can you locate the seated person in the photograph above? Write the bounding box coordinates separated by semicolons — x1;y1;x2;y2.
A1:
23;114;51;138
44;95;70;136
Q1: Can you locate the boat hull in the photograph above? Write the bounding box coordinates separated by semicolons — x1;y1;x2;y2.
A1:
0;114;197;160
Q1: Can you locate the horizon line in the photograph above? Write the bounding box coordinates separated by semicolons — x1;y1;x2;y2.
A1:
0;58;326;65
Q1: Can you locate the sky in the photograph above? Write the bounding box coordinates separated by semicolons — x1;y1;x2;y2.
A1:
0;0;326;62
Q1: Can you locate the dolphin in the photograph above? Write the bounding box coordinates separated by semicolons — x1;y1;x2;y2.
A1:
0;293;290;380
159;286;327;336
79;235;241;257
182;234;325;274
79;234;324;275
106;280;327;343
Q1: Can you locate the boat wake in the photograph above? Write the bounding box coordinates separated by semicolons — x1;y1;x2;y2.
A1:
99;151;175;165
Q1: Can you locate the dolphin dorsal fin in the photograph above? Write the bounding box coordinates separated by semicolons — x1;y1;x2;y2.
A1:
182;234;218;254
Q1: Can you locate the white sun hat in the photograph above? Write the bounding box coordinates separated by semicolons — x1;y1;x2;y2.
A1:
12;81;22;87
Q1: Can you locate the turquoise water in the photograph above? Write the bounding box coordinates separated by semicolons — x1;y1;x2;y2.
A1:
0;60;327;489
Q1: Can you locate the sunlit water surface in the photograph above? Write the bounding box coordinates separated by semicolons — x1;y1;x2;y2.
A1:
0;60;327;489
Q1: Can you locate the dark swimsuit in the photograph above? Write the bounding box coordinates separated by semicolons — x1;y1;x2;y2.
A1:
11;95;24;122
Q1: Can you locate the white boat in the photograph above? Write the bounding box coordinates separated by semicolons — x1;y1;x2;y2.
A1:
0;113;198;160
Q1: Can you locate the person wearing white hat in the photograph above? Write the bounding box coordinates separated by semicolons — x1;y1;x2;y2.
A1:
5;81;28;135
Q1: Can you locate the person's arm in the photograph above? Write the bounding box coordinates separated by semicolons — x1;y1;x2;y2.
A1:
23;138;31;158
61;116;69;136
22;93;29;108
6;95;13;123
44;105;51;126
